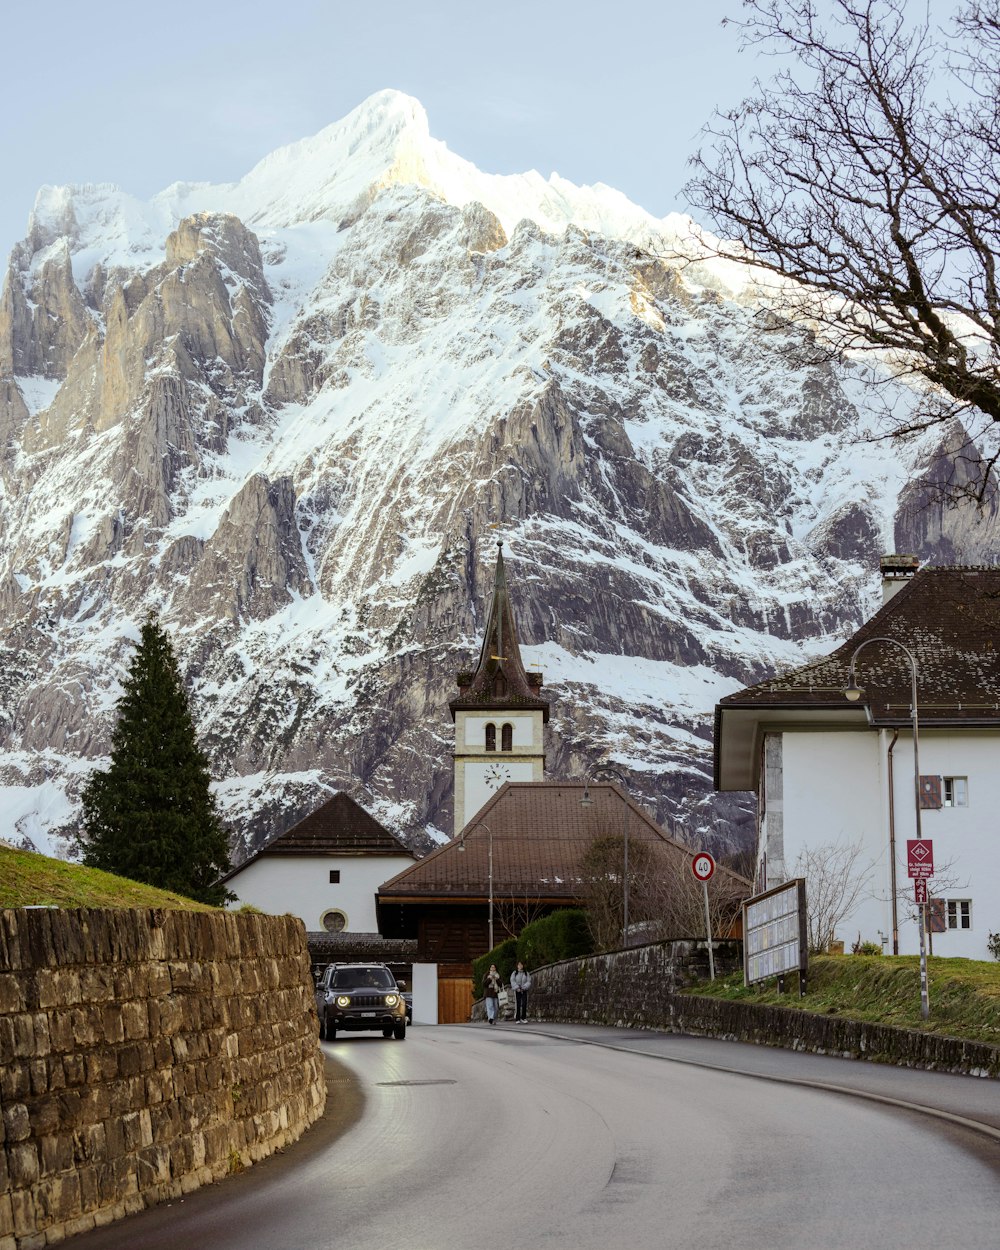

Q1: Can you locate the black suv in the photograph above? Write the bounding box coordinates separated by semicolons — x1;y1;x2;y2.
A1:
315;963;407;1041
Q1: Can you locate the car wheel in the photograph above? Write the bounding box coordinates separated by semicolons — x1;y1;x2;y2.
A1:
382;1025;394;1038
393;1021;406;1040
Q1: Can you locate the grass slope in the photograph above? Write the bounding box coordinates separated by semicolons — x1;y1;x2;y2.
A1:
689;954;1000;1047
0;845;217;912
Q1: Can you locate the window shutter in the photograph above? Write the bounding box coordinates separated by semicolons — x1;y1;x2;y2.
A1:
918;775;943;809
927;898;946;933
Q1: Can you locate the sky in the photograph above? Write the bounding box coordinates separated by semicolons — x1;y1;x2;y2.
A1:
0;0;765;261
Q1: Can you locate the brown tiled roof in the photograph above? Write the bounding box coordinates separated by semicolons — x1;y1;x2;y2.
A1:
719;567;1000;725
449;543;550;722
224;793;413;879
377;782;746;900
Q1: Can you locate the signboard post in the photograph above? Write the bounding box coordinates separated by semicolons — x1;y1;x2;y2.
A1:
742;879;808;996
691;853;716;981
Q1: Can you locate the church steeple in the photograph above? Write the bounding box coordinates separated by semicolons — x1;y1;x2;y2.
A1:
449;542;549;834
450;542;549;722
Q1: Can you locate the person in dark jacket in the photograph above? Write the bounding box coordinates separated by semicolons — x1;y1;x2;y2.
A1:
510;961;531;1022
483;964;502;1025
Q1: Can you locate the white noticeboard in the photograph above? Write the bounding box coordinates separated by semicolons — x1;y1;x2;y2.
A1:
743;879;808;988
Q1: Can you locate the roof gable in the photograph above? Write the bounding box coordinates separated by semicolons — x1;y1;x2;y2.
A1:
719;567;1000;724
226;792;414;879
715;566;1000;790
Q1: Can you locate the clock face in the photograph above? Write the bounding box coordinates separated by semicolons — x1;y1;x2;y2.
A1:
484;762;512;790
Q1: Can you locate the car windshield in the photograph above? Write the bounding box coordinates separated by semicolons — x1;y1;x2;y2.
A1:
331;968;395;990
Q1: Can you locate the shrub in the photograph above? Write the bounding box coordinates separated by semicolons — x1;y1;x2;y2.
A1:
472;938;518;999
517;908;593;970
851;935;883;956
988;932;1000;962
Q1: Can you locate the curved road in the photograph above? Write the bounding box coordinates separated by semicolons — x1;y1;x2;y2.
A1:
73;1023;1000;1250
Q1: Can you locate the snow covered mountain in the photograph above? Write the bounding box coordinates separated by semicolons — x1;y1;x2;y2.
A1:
1;90;995;860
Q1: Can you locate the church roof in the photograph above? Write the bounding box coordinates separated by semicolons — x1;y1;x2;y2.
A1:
449;542;549;722
377;782;744;901
224;792;414;879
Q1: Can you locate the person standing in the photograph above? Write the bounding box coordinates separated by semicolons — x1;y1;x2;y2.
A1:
483;963;502;1025
510;961;531;1022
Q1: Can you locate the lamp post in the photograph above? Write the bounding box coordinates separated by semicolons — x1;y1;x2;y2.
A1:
458;821;494;951
844;636;930;1020
580;764;631;947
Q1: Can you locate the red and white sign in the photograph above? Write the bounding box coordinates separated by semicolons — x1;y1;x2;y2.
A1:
906;839;934;879
692;852;716;882
914;877;928;904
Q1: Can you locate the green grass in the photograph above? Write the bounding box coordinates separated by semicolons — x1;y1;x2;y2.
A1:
0;845;217;912
686;954;1000;1048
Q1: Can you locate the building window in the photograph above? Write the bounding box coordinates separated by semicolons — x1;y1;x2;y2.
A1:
946;899;972;930
943;777;968;807
501;722;513;752
329;870;340;884
485;722;496;751
321;910;347;933
493;674;506;697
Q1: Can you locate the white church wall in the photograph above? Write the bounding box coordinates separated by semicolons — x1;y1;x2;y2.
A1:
226;853;415;933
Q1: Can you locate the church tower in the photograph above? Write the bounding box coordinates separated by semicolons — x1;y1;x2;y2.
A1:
449;543;549;834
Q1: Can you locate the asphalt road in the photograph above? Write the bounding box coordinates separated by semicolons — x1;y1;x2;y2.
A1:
71;1023;1000;1250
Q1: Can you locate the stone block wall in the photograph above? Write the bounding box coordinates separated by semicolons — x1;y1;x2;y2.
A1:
530;941;1000;1077
0;908;327;1249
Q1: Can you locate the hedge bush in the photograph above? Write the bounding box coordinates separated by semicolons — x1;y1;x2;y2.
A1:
472;937;518;998
517;908;593;970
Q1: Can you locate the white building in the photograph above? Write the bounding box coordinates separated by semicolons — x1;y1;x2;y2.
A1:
715;558;1000;960
223;792;416;936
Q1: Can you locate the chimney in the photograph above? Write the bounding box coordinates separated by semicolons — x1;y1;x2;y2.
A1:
880;554;919;605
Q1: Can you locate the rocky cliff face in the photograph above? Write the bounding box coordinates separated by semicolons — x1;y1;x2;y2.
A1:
1;90;995;860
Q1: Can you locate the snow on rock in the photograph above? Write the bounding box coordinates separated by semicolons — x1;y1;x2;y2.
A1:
1;91;995;862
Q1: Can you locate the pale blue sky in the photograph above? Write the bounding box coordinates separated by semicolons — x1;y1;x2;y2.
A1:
1;0;760;259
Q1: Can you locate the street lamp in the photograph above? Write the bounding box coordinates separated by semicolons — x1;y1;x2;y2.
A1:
844;636;930;1020
580;764;631;947
458;821;494;951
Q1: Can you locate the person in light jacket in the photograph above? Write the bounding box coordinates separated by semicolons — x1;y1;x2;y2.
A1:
510;961;531;1022
483;963;502;1025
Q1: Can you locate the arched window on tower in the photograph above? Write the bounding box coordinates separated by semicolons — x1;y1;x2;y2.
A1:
493;674;507;698
501;723;513;752
485;722;496;752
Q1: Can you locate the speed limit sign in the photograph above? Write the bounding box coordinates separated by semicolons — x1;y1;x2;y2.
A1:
692;852;716;882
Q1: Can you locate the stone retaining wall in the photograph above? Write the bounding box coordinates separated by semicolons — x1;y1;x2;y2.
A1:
530;942;1000;1077
0;908;327;1249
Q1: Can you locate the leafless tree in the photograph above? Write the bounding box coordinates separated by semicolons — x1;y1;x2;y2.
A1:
580;835;746;950
685;0;1000;503
793;837;877;952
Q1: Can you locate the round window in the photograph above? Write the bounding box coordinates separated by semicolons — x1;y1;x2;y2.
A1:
321;910;347;933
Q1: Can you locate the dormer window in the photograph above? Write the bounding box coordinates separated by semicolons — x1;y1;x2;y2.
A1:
493;674;507;698
485;722;496;751
501;723;513;752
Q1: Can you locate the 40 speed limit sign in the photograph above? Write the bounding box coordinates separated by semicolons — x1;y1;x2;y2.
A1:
691;852;716;882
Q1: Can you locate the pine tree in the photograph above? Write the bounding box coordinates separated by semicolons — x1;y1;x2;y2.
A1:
80;617;232;905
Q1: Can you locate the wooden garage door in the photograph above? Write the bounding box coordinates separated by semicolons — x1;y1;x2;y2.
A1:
438;978;473;1024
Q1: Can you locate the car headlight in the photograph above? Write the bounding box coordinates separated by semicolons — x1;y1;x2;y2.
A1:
384;994;398;1006
336;995;351;1007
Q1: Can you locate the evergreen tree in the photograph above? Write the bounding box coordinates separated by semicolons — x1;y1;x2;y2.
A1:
80;617;232;905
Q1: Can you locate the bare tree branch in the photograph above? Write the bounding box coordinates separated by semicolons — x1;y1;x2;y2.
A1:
685;0;1000;502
